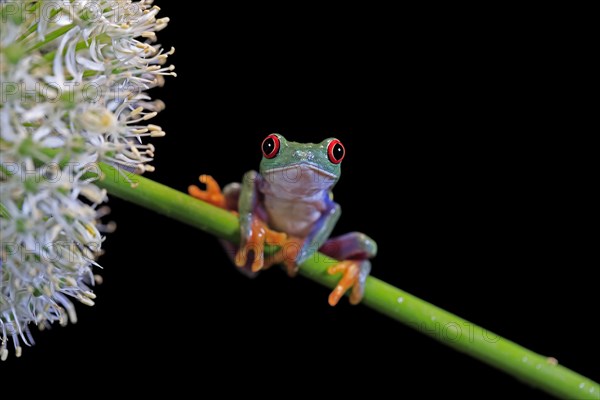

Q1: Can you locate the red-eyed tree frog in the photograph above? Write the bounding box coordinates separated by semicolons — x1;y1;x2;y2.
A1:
188;134;377;306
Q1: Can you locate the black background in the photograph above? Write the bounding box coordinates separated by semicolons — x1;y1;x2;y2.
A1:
2;3;598;398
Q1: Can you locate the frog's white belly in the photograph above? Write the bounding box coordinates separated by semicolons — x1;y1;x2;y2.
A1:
263;195;324;238
260;162;336;238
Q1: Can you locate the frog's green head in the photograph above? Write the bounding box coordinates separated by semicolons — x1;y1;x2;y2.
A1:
259;134;345;193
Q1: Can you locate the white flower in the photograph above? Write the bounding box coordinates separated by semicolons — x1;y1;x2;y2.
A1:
0;0;174;360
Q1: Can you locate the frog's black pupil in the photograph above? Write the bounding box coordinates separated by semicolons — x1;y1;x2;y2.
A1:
333;143;344;160
263;138;275;155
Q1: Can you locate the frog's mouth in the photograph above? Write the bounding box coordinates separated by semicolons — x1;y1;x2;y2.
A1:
263;162;337;195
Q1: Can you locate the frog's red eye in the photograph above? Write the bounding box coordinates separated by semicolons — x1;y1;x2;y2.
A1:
262;134;280;159
327;139;345;164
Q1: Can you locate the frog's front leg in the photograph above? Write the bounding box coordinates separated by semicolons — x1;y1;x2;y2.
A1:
320;232;377;306
263;203;340;277
271;201;376;306
235;171;288;272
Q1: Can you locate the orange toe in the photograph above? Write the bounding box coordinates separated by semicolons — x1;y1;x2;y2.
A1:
188;174;225;208
327;260;362;306
262;237;303;276
236;218;288;273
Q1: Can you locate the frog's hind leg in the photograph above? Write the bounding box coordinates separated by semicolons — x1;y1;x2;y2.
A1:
319;232;377;306
188;175;242;212
188;175;227;208
320;232;377;261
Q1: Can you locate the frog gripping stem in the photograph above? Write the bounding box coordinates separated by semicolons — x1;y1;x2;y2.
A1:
327;260;371;306
187;137;378;307
188;175;225;208
235;217;287;272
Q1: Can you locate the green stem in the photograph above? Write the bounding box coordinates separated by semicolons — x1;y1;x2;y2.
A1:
92;162;599;400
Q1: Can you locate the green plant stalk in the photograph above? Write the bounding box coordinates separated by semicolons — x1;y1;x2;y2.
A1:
93;162;599;400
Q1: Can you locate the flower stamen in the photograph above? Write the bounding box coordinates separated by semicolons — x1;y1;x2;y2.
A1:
1;0;173;359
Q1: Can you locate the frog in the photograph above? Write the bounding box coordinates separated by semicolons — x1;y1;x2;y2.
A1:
188;134;377;306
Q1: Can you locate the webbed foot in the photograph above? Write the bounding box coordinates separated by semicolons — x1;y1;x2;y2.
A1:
235;217;288;272
327;260;371;306
188;175;225;208
262;237;305;277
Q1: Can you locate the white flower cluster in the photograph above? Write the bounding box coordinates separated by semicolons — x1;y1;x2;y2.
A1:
0;0;174;359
